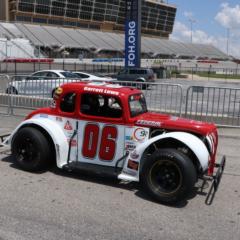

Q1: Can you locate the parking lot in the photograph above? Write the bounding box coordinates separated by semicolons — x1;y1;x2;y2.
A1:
0;113;239;240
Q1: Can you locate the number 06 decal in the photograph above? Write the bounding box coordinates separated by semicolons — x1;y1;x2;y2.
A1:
82;123;118;161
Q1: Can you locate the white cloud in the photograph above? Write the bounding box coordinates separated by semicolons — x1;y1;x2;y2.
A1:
215;3;240;29
171;21;240;58
171;21;216;45
183;11;193;19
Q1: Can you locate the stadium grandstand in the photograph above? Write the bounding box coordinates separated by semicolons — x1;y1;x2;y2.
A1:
1;0;176;38
0;0;228;61
0;22;228;61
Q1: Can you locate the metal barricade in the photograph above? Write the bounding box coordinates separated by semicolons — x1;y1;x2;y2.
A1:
185;86;240;127
0;74;10;93
5;75;81;115
0;74;11;114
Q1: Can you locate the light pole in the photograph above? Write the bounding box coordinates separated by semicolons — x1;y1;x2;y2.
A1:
226;28;230;56
188;18;196;43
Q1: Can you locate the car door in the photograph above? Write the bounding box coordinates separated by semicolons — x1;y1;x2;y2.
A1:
77;93;126;168
25;71;48;96
117;69;128;81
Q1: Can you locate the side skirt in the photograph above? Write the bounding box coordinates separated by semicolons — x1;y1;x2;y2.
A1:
62;161;122;178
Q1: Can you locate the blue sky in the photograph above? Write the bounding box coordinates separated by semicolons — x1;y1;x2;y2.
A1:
170;0;240;57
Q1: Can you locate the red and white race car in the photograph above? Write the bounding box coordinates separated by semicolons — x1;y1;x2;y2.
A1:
4;82;225;204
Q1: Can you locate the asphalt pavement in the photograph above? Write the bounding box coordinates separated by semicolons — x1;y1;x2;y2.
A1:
0;114;240;240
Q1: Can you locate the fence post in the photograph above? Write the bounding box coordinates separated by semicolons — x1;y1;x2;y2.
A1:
7;75;14;115
184;86;190;118
14;60;17;75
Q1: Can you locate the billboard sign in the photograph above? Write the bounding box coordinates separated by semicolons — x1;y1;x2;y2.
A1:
125;0;141;68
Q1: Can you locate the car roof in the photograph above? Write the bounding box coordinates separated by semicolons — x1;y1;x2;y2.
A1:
126;68;151;70
34;70;68;74
60;82;141;96
73;71;93;76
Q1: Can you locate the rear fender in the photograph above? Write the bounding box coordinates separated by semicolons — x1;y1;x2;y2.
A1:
5;118;68;168
118;132;209;182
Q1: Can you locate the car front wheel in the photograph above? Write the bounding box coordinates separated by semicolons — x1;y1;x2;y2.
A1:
141;148;197;204
135;79;147;90
12;127;51;172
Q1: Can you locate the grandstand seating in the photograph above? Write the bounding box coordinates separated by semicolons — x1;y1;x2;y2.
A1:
0;22;228;60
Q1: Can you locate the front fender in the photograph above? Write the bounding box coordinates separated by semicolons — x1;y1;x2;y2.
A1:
5;118;68;168
118;132;209;182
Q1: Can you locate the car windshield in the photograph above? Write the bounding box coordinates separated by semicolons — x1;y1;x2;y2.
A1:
129;94;147;117
60;71;78;78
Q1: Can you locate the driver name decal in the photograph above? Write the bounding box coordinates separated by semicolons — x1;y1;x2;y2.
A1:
84;87;119;96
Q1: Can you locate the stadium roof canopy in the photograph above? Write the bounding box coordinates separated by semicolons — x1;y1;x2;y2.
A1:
0;22;228;59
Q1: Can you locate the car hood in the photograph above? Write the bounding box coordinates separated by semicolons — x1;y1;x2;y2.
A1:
135;112;217;136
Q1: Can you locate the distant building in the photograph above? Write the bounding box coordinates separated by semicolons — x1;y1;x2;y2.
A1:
1;0;176;38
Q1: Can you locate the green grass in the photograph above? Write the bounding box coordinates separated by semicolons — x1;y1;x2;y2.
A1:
197;72;240;79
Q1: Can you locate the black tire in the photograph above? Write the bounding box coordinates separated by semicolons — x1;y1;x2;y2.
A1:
12;127;51;172
136;79;146;90
6;87;18;94
140;148;197;204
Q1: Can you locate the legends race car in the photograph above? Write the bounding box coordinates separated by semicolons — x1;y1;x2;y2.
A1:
4;82;225;204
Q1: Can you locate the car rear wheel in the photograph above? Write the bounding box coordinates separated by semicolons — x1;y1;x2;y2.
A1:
6;87;18;94
12;127;51;172
140;148;197;204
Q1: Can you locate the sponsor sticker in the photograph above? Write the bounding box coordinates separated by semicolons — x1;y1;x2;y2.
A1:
136;120;161;127
125;136;133;141
64;120;73;131
130;150;139;159
133;128;147;141
125;143;136;151
68;139;77;147
55;87;63;95
53;87;63;99
127;159;139;171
